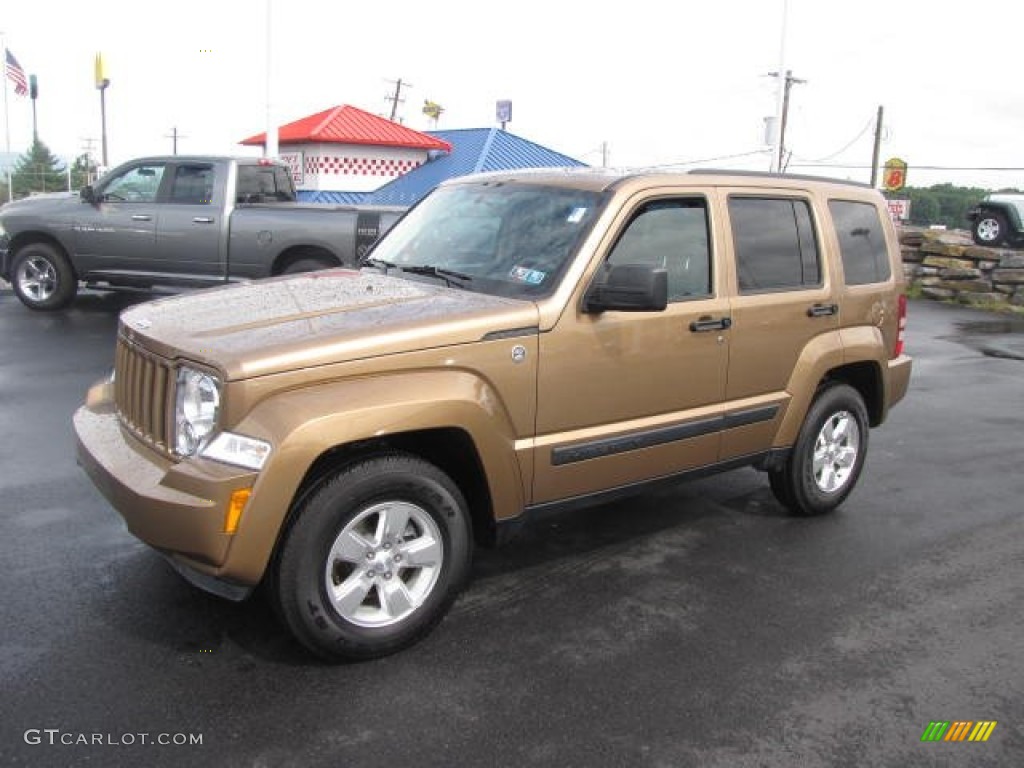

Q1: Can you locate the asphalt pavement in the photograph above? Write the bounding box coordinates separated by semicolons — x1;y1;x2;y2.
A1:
0;285;1021;768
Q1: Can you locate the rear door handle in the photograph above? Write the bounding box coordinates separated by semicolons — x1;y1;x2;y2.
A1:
690;316;732;333
193;217;215;224
131;214;152;222
807;303;838;318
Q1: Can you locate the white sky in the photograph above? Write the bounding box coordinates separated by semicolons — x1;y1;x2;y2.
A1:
2;0;1022;190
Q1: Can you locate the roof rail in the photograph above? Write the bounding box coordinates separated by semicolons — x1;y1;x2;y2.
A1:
688;168;873;189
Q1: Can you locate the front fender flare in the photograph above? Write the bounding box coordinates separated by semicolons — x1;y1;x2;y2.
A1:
219;370;525;584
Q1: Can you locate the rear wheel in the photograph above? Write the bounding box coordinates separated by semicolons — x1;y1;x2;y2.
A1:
769;384;869;516
972;210;1008;246
273;454;472;661
11;243;78;310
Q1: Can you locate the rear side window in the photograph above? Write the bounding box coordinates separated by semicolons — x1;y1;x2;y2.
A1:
729;197;820;292
168;164;214;204
829;200;892;285
237;165;296;203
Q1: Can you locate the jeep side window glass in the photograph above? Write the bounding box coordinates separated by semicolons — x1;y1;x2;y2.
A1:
829;200;892;285
100;164;166;203
605;198;711;301
729;197;821;292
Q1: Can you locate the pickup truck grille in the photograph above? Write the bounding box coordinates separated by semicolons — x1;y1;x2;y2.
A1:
114;338;173;453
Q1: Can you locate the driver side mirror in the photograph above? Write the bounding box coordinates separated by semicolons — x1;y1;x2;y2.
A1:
80;185;96;204
583;263;668;313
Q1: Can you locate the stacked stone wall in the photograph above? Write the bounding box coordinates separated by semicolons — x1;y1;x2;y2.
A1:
899;229;1024;309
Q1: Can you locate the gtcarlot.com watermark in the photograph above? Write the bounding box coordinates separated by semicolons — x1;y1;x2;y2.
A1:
24;729;202;747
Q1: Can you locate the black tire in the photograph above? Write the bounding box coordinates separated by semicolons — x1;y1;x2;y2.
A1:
971;209;1008;247
768;383;869;516
10;243;78;311
282;256;336;274
273;454;472;661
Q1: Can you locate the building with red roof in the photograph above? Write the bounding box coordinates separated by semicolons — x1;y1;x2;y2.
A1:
240;104;451;195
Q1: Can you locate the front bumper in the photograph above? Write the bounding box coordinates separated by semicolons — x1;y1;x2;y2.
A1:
73;388;260;596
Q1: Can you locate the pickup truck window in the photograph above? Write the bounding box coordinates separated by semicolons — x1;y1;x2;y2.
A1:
237;165;296;203
102;164;166;203
729;196;821;293
169;164;214;205
605;198;711;301
371;182;605;299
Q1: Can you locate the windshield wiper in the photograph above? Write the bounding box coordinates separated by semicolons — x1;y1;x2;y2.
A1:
360;256;397;271
399;264;473;289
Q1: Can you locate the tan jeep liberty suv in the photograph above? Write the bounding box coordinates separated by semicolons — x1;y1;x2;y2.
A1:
74;168;912;660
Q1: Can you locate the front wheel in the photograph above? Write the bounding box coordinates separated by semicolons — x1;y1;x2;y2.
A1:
769;384;869;516
11;243;78;310
272;454;472;661
972;210;1008;246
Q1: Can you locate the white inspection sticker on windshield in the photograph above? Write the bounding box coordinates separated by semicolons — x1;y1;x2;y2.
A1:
509;266;546;285
567;207;588;223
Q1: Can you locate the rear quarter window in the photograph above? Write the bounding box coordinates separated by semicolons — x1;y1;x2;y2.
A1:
829;200;892;285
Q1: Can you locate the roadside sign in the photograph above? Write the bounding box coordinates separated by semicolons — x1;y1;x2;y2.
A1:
279;151;304;186
883;157;908;192
887;199;911;222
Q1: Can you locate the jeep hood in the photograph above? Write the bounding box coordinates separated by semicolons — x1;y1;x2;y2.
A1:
119;269;540;379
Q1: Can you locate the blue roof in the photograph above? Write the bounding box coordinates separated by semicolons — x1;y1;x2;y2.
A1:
297;190;372;205
364;128;587;206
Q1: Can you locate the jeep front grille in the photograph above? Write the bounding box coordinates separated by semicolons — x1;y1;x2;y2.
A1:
114;337;173;452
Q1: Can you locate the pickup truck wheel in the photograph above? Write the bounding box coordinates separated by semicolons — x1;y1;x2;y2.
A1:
282;257;335;274
273;454;472;661
11;243;78;311
972;210;1008;246
769;384;868;516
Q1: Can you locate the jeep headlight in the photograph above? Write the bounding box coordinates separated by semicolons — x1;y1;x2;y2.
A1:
174;366;220;456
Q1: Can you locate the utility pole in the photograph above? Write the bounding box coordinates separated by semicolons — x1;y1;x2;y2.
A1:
768;70;806;172
165;126;187;155
385;78;411;122
870;106;884;187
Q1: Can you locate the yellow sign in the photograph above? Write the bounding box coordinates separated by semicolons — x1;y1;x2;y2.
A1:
94;53;109;90
883;157;908;192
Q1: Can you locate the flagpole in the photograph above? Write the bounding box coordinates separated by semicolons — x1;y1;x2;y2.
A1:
2;32;13;201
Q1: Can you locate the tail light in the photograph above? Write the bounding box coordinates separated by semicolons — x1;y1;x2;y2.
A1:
894;294;907;358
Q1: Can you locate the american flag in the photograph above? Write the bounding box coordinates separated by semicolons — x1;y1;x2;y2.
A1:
5;49;28;96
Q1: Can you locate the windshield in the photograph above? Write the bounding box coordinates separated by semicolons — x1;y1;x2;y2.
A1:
368;181;606;299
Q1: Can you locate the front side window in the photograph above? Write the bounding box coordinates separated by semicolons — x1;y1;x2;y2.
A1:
829;200;892;285
101;164;165;203
604;198;711;301
729;197;820;292
369;181;606;299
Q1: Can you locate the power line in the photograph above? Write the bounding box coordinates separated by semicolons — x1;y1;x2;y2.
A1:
648;149;770;169
792;116;875;163
788;163;1024;171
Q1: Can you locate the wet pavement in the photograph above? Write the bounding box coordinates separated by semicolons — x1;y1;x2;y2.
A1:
0;287;1021;767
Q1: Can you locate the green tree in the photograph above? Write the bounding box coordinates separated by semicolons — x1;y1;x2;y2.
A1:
886;184;1001;229
9;139;69;198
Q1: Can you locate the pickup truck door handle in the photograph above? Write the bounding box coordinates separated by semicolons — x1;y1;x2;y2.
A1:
192;217;215;224
689;316;732;333
807;303;838;318
130;214;152;222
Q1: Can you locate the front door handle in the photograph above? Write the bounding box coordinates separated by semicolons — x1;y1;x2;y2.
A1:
193;217;215;224
131;214;152;222
807;303;838;318
690;316;732;333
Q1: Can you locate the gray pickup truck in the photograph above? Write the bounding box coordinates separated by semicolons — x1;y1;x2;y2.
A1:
0;155;405;310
